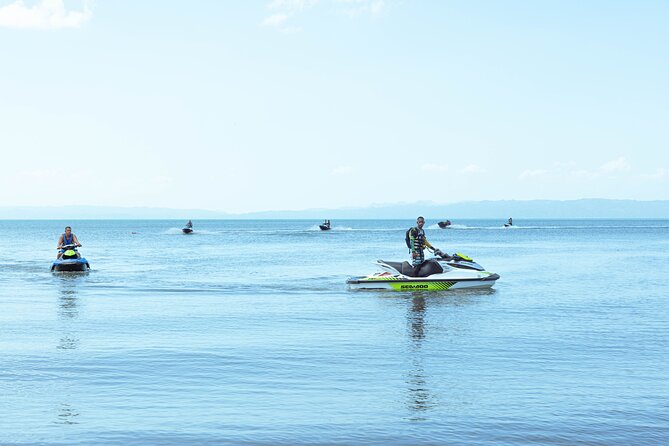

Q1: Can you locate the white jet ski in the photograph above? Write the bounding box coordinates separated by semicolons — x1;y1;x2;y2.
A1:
347;251;499;291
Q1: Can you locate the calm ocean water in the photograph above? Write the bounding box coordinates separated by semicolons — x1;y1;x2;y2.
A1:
1;219;668;445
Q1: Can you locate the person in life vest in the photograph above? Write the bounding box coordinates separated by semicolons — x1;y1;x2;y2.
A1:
409;216;435;267
57;226;82;259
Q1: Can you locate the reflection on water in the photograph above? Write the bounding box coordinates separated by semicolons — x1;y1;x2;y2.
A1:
409;296;426;342
58;289;79;320
57;275;81;351
54;276;83;426
405;295;435;420
55;404;79;425
403;290;496;421
57;335;79;351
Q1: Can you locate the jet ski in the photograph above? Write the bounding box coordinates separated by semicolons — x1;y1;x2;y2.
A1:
319;220;331;231
51;244;90;272
182;220;193;234
347;251;499;291
437;220;452;228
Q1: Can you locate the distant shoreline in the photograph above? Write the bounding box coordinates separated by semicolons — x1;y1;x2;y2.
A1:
2;218;669;222
1;199;669;219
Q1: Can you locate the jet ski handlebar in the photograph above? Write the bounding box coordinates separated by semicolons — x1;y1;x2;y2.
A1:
431;248;452;259
432;249;473;262
59;243;81;249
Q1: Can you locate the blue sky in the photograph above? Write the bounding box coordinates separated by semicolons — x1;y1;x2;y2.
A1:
0;0;667;213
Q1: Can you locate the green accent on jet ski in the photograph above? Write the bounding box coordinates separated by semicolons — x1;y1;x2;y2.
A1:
388;281;456;291
454;252;472;261
64;249;76;256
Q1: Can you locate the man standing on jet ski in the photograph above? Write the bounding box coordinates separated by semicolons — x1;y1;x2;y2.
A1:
57;226;82;259
409;216;435;268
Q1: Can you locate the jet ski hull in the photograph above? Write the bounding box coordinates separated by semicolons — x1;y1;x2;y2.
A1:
348;255;499;291
182;228;193;234
347;273;499;290
319;225;331;231
51;258;90;272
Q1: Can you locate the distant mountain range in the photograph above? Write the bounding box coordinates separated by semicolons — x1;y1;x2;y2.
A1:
1;199;669;219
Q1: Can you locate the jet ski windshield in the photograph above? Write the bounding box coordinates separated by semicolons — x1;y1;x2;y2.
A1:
61;243;79;259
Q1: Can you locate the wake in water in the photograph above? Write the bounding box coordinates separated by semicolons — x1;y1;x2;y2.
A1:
163;228;220;235
307;225;354;231
426;223;538;230
448;224;469;229
427;223;469;230
471;225;530;230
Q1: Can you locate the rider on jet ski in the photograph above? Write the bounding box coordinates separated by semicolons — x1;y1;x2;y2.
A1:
409;216;436;272
57;226;82;259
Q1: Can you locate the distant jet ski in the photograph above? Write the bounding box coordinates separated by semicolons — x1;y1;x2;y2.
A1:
347;251;499;291
437;220;452;228
182;220;193;234
319;220;331;231
504;217;513;227
51;244;90;272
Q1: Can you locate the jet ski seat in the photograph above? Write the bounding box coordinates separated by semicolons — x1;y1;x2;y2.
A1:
380;259;444;277
382;261;416;276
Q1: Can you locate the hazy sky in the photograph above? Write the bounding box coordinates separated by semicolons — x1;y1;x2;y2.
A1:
1;0;667;213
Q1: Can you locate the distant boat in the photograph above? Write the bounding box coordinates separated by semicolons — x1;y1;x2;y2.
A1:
437;220;452;229
504;217;513;227
182;220;193;234
319;220;331;231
